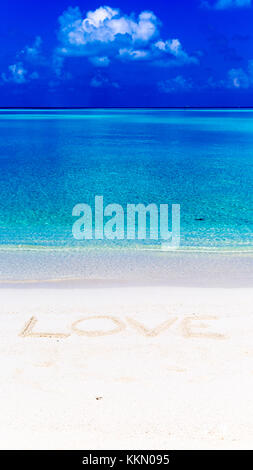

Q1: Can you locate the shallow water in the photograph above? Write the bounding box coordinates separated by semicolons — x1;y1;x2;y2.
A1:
0;109;252;279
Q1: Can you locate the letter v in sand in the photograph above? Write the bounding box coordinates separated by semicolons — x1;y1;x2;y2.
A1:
127;317;177;337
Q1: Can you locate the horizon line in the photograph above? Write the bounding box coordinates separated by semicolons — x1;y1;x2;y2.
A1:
1;106;253;110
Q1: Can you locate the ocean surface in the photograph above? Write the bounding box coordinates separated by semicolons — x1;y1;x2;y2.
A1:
0;108;252;281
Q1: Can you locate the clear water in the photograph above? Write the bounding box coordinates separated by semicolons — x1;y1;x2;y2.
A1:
0;108;252;253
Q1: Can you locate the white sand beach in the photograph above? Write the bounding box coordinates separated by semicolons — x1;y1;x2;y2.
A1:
0;282;253;449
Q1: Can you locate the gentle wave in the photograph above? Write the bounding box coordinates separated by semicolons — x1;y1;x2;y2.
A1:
0;243;253;254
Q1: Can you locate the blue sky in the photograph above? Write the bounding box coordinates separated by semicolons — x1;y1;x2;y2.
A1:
1;0;253;106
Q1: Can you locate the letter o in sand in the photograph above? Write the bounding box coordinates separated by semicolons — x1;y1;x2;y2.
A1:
72;315;126;337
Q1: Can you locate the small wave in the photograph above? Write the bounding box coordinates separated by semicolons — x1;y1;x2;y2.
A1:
0;243;253;254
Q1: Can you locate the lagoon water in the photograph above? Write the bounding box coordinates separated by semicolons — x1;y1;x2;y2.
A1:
0;109;252;281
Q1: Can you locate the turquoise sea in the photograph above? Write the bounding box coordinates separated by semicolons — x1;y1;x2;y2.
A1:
0;108;252;281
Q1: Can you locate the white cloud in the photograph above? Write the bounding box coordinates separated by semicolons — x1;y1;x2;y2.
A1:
2;62;28;84
206;61;253;89
227;63;253;88
156;39;181;54
86;6;118;28
22;36;42;61
158;65;253;93
1;5;199;88
132;11;158;41
1;61;39;84
58;6;159;50
1;36;44;85
119;48;150;60
202;0;251;9
55;5;198;72
153;39;199;65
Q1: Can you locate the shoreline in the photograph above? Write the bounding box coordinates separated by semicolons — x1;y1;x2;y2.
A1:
0;243;253;252
0;276;252;288
0;249;252;287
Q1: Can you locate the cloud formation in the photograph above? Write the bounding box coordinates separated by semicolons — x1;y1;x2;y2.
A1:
0;5;200;91
21;36;43;62
153;39;199;66
1;62;38;84
55;5;198;72
227;61;253;88
158;59;253;93
2;62;28;84
58;6;158;49
1;36;45;85
205;60;253;89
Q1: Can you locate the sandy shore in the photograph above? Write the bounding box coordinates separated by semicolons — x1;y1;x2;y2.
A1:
0;283;253;449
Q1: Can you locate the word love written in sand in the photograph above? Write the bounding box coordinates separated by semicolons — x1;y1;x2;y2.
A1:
19;315;226;340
